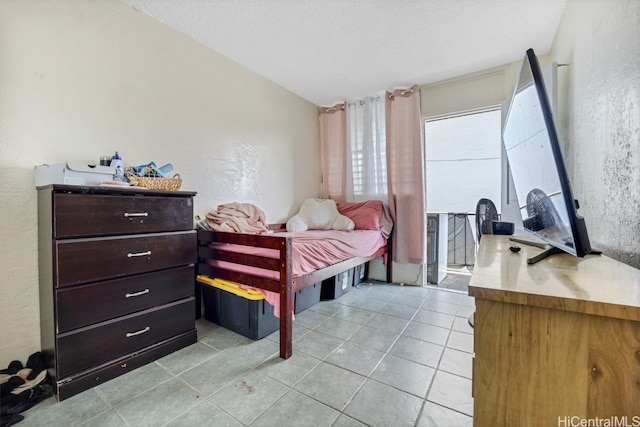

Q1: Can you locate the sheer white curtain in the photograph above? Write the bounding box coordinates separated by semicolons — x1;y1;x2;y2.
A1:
345;95;387;202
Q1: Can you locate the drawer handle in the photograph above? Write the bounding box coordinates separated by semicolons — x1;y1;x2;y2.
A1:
127;251;151;258
123;212;149;217
126;327;150;338
125;289;150;298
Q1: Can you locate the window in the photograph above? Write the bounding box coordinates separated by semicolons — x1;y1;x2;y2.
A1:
347;96;387;200
424;109;502;214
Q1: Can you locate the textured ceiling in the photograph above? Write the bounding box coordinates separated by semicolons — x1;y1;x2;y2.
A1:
120;0;567;107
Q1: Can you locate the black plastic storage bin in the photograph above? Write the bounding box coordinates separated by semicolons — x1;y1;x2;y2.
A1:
321;269;353;300
294;282;322;314
198;276;278;340
352;262;369;286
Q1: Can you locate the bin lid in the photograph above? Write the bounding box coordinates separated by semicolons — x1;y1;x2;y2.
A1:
197;275;265;300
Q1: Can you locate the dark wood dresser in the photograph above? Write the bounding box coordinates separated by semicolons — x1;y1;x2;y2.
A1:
37;184;198;400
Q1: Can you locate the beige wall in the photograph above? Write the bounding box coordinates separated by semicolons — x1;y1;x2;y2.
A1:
0;0;320;366
421;65;514;118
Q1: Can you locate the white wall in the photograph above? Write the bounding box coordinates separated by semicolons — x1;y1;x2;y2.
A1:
0;0;320;367
550;0;640;268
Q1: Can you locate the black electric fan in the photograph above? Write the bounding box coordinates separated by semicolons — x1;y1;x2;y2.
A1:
523;188;563;232
475;198;499;242
522;188;582;264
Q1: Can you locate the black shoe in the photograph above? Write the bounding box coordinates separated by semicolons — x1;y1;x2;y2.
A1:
25;353;46;381
0;362;23;376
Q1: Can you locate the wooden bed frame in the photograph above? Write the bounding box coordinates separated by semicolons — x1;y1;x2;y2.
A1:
196;224;392;359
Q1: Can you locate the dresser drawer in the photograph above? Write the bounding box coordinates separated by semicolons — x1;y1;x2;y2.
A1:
57;266;194;333
56;331;197;401
53;193;194;238
56;298;195;378
55;231;196;287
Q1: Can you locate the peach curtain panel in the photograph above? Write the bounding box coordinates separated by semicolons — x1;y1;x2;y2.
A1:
385;84;426;264
319;103;347;201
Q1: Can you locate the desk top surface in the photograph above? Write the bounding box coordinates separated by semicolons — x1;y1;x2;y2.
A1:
468;235;640;321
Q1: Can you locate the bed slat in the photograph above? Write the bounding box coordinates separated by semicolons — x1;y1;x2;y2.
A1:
198;246;281;272
197;262;281;294
198;229;286;250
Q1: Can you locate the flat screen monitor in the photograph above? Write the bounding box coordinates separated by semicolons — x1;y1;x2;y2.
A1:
502;48;592;261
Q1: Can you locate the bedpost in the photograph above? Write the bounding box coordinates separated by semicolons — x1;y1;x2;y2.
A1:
279;237;293;359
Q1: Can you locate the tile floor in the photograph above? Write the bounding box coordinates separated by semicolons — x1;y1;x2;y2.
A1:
19;282;475;427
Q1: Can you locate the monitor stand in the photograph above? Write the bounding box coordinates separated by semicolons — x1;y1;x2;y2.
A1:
527;246;564;264
527;246;602;264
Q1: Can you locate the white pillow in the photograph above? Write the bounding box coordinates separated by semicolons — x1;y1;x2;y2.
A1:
286;199;355;232
286;214;308;232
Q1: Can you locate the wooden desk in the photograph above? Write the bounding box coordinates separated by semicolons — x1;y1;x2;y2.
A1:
469;235;640;427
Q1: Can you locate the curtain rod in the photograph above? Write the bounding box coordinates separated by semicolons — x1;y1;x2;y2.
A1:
387;85;418;99
320;103;345;114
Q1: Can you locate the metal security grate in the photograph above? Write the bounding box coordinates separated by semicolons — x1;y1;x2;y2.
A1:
447;213;475;267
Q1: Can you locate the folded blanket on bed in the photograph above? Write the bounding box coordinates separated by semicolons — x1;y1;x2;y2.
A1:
205;202;269;234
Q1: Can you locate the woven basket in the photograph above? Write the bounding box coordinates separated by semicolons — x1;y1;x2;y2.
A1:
126;173;182;191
